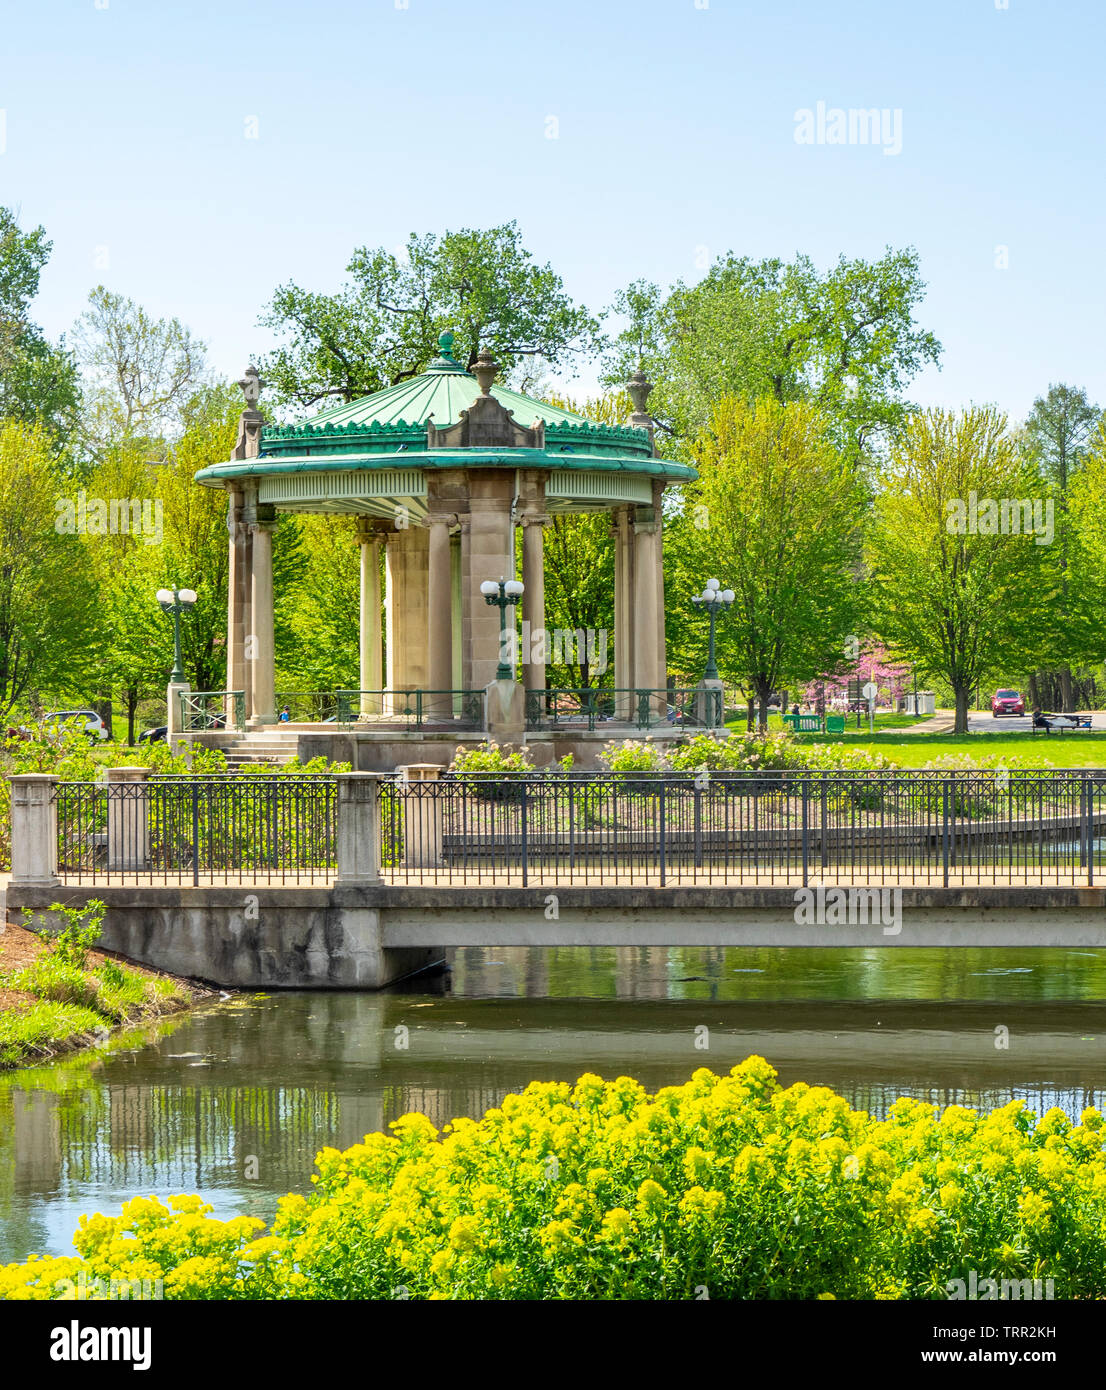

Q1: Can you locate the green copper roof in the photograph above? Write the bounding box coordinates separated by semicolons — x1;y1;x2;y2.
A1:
194;330;697;494
295;332;589;434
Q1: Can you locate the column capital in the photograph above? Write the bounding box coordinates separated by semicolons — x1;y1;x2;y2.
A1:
521;511;551;528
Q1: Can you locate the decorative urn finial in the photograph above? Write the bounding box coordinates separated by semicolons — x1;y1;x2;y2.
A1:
472;350;499;396
236;364;263;408
437;330;456;362
627;369;653;417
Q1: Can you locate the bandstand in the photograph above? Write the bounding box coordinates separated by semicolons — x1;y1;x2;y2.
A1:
192;334;697;766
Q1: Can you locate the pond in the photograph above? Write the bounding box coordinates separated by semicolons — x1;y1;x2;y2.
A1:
2;944;1105;1264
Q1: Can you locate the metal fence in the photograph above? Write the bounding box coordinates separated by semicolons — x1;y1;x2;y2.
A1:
46;769;1106;888
524;687;725;732
381;769;1106;887
55;775;338;885
334;690;484;728
178;690;245;733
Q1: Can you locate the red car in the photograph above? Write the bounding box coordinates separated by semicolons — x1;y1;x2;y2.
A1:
991;688;1025;717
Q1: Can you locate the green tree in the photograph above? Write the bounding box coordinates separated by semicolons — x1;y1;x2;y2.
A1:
1021;383;1102;712
0;422;101;716
665;396;866;727
260;222;603;409
74;287;208;458
604;247;940;461
0;209;81;443
867;408;1054;733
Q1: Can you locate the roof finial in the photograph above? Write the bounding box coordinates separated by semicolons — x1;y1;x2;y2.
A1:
437;330;456;362
471;350;498;396
236;363;263;408
627;369;653;419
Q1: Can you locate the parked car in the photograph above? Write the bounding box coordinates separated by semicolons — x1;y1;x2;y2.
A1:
991;689;1026;717
138;725;167;743
42;709;110;740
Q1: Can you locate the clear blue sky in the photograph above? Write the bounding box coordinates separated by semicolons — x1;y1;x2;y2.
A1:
1;0;1101;420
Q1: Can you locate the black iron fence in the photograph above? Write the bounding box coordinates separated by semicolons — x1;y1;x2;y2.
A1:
381;769;1106;887
42;769;1106;887
55;775;338;885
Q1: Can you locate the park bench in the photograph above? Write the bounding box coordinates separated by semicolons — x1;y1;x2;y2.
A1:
824;715;846;735
782;714;824;732
1030;715;1093;735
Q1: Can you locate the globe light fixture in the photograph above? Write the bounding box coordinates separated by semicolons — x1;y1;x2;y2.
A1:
157;584;198;685
482;577;525;680
691;579;735;685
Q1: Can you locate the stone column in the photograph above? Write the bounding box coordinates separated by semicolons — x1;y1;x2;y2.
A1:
385;523;429;702
357;519;383;718
633;507;662;715
521;511;548;696
106;766;150;872
463;473;516;692
9;774;60;887
249;505;277;726
426;515;453;718
612;506;635;718
653;479;668;699
335;773;385;886
225;485;250;727
396;763;444;869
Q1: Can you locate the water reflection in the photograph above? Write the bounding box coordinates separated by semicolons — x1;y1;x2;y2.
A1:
2;945;1105;1263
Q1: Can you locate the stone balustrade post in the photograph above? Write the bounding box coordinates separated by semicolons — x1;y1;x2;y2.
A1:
106;766;151;872
9;774;60;887
396;763;445;869
336;773;387;885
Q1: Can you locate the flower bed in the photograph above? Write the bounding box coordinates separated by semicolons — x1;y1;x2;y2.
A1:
3;1058;1105;1300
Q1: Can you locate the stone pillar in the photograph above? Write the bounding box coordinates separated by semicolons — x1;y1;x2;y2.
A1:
384;523;429;708
357;519;383;718
335;773;385;886
633;506;662;717
166;681;191;740
612;506;635;719
653;479;668;699
9;774;60;887
248;505;277;725
106;766;150;872
521;508;548;697
225;485;250;726
396;763;444;869
463;473;516;692
426;516;453;718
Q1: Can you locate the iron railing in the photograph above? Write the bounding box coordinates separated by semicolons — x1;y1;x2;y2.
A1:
382;769;1106;887
55;774;337;885
525;687;724;732
46;768;1106;888
178;690;245;733
334;689;484;728
272;690;341;723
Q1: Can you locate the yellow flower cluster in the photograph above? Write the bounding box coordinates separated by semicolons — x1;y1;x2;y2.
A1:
3;1061;1106;1300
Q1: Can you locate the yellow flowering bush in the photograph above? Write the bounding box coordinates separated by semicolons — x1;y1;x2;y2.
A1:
4;1059;1106;1299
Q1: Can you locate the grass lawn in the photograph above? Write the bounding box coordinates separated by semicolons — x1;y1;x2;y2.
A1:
813;732;1106;768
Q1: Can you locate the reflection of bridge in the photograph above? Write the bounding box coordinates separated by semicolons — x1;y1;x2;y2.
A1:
10;769;1106;989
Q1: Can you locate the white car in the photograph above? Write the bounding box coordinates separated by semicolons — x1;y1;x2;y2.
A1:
42;709;110;741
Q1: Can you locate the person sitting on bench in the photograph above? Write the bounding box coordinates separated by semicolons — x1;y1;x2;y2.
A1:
1032;705;1051;730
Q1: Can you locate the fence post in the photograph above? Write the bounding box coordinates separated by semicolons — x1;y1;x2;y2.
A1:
1082;775;1093;886
106;766;150;872
9;774;60;887
801;777;809;887
658;779;666;887
396;764;444;870
942;779;951;887
336;772;386;885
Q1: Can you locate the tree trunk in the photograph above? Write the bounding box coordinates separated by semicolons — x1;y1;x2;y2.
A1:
93;698;113;741
126;686;139;746
745;690;755;731
953;685;970;734
1060;666;1074;714
755;680;772;730
1028;672;1040;709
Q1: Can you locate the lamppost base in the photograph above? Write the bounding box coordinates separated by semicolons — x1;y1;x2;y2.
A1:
484;678;525;742
695;678;725;730
166;681;191;740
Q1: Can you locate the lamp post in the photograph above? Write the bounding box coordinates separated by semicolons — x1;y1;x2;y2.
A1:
156;585;197;684
691;578;734;682
480;577;524;681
